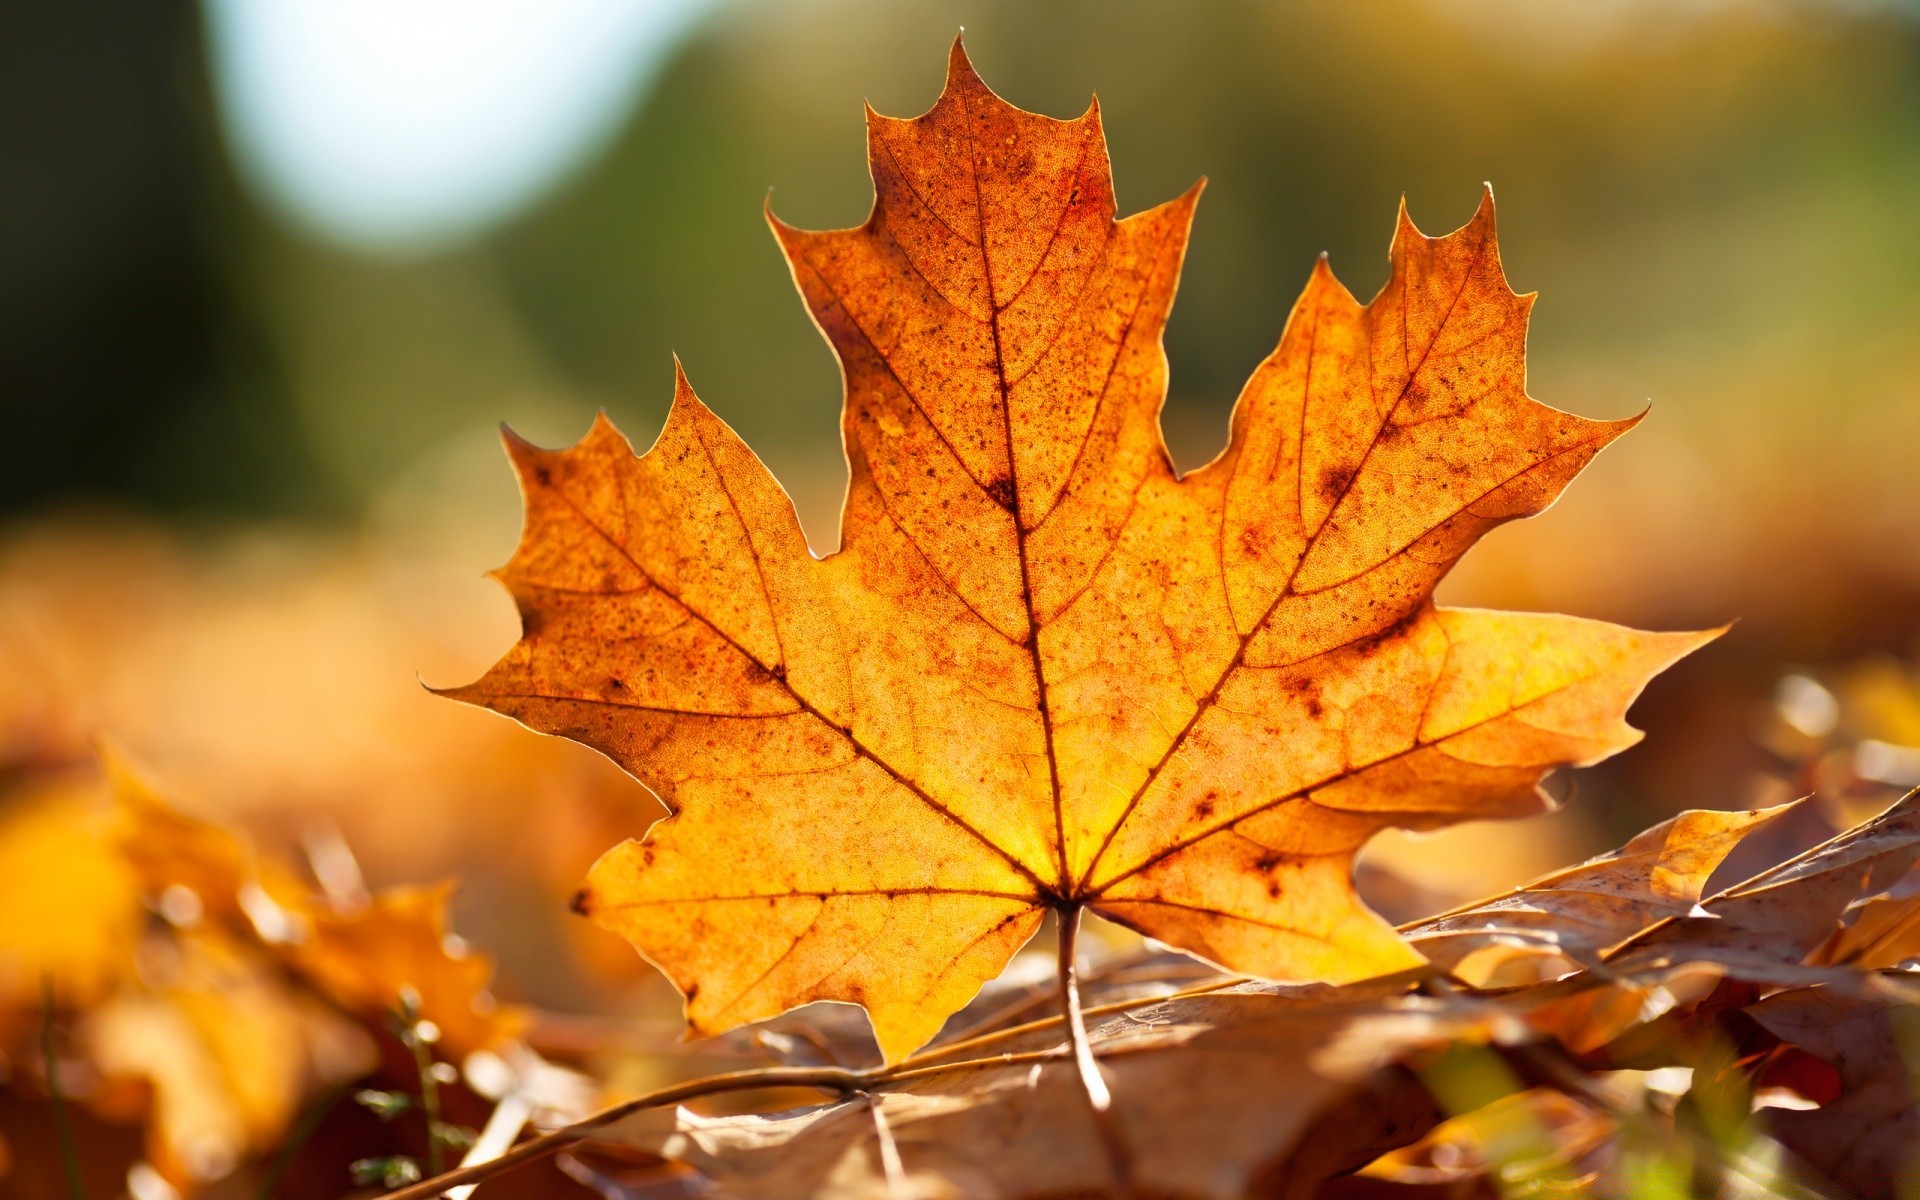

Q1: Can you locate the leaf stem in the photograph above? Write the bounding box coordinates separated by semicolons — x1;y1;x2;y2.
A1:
1056;907;1110;1111
41;978;87;1200
1056;906;1134;1198
374;1031;1151;1198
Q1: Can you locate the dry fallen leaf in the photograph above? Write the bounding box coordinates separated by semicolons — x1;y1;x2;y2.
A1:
1744;984;1920;1198
446;39;1711;1062
0;766;378;1190
0;515;653;947
594;986;1481;1200
1403;802;1796;984
104;760;527;1059
1610;788;1920;976
106;751;313;940
1813;884;1920;970
1495;792;1920;1060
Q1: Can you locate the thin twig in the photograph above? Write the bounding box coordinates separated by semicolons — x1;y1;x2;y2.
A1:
41;978;87;1200
1057;907;1134;1198
376;1066;863;1200
377;958;1435;1200
899;963;1441;1070
898;970;1248;1068
376;1040;1131;1198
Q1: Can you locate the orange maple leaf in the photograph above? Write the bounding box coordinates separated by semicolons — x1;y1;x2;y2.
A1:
445;41;1712;1062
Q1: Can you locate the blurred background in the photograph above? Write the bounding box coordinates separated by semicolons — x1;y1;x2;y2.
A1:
3;0;1920;1190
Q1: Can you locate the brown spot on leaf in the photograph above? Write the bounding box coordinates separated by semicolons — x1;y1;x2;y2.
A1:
984;474;1017;511
1318;465;1355;503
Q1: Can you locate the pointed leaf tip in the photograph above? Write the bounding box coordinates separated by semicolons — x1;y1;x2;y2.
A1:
1466;184;1499;235
945;34;977;87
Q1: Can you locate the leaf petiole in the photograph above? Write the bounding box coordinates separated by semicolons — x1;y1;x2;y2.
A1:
1056;906;1134;1198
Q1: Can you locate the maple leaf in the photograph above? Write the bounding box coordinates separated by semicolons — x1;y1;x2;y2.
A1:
444;40;1712;1063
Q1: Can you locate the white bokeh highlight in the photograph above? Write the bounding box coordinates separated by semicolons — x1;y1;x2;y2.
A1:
204;0;705;253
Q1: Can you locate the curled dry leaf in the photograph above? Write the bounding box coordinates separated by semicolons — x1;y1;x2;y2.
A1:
1811;876;1920;970
445;38;1710;1062
1609;788;1920;979
1403;801;1798;984
1510;791;1920;1059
